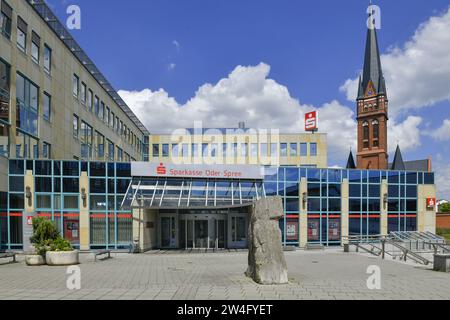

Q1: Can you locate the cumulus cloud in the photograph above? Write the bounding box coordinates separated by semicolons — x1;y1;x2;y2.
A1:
388;116;423;153
435;160;450;199
119;63;357;162
428;119;450;141
340;6;450;116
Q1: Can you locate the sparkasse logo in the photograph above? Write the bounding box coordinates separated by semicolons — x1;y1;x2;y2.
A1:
157;163;166;175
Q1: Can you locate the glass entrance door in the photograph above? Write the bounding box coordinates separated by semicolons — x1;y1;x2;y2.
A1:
180;214;226;249
160;214;177;249
229;213;248;248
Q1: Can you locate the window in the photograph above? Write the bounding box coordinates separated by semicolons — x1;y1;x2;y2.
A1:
162;144;169;157
290;143;298;156
73;114;79;138
81;121;93;159
94;96;99;115
250;143;258;158
42;142;51;159
363;121;369;149
73;74;79;97
16;131;38;159
106;107;110;125
96;131;105;159
31;31;40;63
17;17;27;52
270;143;277;157
300;143;308;156
280;143;288;157
0;59;10;124
16;74;38;135
116;147;123;161
99;101;104;120
0;1;12;39
260;143;268;157
310;143;317;157
43;45;51;73
87;89;93;111
43;92;51;121
110;112;115;127
152;144;160;157
80;82;86;104
107;140;114;161
372;119;379;148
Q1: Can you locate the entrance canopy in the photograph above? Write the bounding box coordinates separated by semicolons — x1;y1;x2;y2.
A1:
121;178;265;210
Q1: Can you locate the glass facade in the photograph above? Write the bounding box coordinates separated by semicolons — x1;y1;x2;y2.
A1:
0;160;435;250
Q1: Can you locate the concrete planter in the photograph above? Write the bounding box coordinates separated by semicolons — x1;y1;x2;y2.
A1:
25;255;46;266
46;251;79;266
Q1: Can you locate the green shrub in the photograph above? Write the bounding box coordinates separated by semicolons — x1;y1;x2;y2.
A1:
30;217;73;255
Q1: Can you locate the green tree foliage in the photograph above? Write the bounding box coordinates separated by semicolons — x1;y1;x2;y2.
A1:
30;217;73;255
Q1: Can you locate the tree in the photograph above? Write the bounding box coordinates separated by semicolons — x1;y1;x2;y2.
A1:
440;203;450;213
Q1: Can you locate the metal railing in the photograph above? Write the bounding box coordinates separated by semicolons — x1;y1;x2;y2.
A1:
343;231;447;266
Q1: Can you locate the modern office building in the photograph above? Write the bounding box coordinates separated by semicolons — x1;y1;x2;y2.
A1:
0;0;150;192
0;1;438;252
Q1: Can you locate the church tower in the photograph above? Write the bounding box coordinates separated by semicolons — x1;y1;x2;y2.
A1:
356;5;389;170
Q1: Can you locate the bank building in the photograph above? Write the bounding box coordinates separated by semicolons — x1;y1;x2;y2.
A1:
0;0;436;252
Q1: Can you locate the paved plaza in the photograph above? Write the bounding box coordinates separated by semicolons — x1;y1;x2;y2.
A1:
0;249;449;300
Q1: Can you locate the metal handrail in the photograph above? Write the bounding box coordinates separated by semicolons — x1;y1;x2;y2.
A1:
383;239;431;265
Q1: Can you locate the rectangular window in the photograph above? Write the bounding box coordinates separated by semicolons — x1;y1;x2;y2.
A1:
116;147;123;162
42;92;51;121
107;140;114;161
106;107;110;125
192;144;198;158
270;143;278;156
280;143;288;157
181;144;188;158
43;44;51;73
260;143;268;157
31;31;40;63
0;1;12;39
241;143;248;157
42;142;51;159
0;59;10;124
73;74;79;98
96;131;104;159
300;143;308;156
87;89;93;111
80;121;93;159
16;74;38;135
17;17;27;52
115;116;119;133
80;82;86;104
290;143;298;156
94;96;99;115
15;131;38;159
250;143;258;157
162;144;169;157
110;112;115;127
73;114;79;138
152;144;160;157
310;143;317;157
99;101;104;120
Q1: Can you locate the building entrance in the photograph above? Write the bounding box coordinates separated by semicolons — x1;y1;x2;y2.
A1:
158;209;249;250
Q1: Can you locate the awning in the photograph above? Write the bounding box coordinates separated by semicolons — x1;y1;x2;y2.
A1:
120;178;266;210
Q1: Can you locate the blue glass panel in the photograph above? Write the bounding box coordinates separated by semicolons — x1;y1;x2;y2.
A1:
63;161;79;176
368;199;380;212
328;169;341;183
368;171;381;183
9;160;24;175
328;184;341;197
90;178;106;193
278;168;285;181
406;172;417;184
388;185;399;197
328;199;341;212
348;170;361;183
307;183;320;197
285;182;299;197
285;168;299;181
349;184;361;197
369;184;380;197
90;163;106;177
307;169;320;182
35;161;52;175
264;167;278;181
285;198;299;212
308;198;320;212
264;182;277;196
116;163;131;177
424;173;434;184
406;185;417;198
406;199;417;212
349;199;361;212
388;171;399;184
63;178;79;193
35;177;52;192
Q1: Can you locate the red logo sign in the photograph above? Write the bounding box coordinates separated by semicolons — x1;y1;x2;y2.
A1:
427;198;436;208
157;163;166;175
305;111;318;131
27;216;33;226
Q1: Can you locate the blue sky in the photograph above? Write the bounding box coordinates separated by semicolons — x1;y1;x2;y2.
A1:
47;0;450;198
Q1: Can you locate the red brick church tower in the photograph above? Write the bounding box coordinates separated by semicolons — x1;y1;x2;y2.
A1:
356;7;389;170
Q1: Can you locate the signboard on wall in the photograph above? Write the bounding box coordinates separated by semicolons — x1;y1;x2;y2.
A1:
305;111;318;132
131;162;264;180
427;197;436;209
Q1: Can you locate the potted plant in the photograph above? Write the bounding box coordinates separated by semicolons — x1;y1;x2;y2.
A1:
26;217;79;266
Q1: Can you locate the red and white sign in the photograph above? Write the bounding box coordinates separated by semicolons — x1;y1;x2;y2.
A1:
27;216;33;226
427;197;436;208
131;162;264;180
305;111;318;132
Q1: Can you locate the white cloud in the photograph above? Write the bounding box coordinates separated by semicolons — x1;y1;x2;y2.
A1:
119;63;357;162
340;6;450;116
435;160;450;199
428;119;450;141
388;116;423;153
172;40;180;52
168;63;176;71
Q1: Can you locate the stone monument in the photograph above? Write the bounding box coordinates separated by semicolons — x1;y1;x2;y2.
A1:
246;196;289;285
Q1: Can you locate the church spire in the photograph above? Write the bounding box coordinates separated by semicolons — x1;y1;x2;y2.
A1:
357;4;387;99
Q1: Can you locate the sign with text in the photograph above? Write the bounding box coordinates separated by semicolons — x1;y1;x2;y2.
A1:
427;197;436;209
131;162;264;180
305;111;318;132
